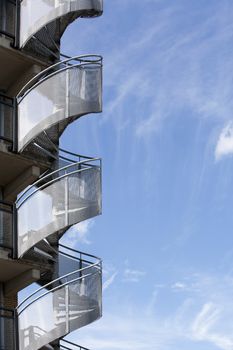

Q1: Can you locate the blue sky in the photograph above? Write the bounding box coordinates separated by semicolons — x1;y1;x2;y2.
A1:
60;1;233;349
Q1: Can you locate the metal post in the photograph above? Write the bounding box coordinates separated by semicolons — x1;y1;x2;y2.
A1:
0;286;4;350
14;309;19;350
14;0;20;48
65;285;69;334
65;174;69;227
12;97;18;153
12;204;18;259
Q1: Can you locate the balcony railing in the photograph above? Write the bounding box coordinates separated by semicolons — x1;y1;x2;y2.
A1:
17;55;102;152
20;0;103;49
16;154;102;258
61;339;91;350
17;245;102;350
0;1;103;50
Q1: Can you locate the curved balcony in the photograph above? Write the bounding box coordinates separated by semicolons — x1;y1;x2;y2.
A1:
16;153;102;258
17;55;102;152
20;0;103;49
17;245;102;350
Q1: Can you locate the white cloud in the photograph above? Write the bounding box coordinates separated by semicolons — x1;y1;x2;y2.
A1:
191;303;233;350
192;302;220;338
65;271;233;350
60;219;94;247
103;272;118;292
172;282;187;291
215;122;233;161
123;268;146;283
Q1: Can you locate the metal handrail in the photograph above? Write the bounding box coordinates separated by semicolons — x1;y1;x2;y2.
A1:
36;132;98;163
16;157;101;208
18;271;94;315
17;55;102;100
17;244;102;315
60;244;100;262
61;339;91;350
59;148;98;163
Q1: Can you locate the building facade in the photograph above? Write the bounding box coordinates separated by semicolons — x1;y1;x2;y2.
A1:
0;1;103;349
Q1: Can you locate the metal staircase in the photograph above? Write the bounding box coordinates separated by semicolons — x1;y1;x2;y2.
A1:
17;245;102;350
0;1;104;349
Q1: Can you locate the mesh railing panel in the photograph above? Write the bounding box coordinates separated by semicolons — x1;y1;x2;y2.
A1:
17;166;101;257
20;0;103;48
18;270;102;350
18;65;102;152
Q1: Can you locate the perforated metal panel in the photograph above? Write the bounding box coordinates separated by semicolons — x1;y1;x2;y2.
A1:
18;64;102;152
18;268;102;350
20;0;103;48
17;164;101;257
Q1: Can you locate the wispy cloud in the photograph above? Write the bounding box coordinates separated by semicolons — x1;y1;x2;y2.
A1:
123;268;146;283
60;219;94;248
191;302;233;350
215;122;233;161
103;272;118;292
66;271;233;350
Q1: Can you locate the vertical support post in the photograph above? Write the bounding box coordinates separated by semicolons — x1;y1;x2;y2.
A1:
12;97;18;153
65;174;69;227
0;285;4;350
65;285;69;334
12;204;18;259
14;0;20;49
100;259;103;317
79;254;83;278
65;66;70;119
100;159;102;213
0;96;4;140
14;309;19;350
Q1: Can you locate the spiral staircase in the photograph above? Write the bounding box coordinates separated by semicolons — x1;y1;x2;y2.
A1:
0;1;104;349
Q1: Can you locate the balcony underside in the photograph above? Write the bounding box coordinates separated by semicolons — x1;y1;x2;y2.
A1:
0;253;43;286
0;257;32;282
0;148;50;189
0;40;48;95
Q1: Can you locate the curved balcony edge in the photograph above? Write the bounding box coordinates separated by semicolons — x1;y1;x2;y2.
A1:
17;55;103;153
16;154;102;258
17;245;102;350
20;0;103;49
